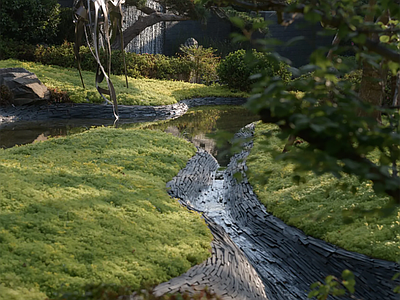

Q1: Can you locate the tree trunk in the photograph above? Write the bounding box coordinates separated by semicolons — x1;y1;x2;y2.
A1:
112;12;190;49
357;0;389;122
358;62;384;122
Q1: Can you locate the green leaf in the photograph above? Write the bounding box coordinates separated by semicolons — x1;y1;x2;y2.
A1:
352;34;367;44
310;123;325;133
379;35;390;43
230;16;245;29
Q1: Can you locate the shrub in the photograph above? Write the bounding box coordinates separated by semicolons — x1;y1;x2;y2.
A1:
51;284;222;300
0;84;13;106
179;46;220;85
34;42;77;68
0;0;60;44
30;43;194;81
217;49;291;91
53;7;76;45
0;38;36;61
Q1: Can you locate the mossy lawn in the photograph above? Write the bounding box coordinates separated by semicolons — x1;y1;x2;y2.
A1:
247;123;400;262
0;127;212;299
0;59;246;106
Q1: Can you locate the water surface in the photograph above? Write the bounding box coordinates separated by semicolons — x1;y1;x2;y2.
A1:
0;106;259;166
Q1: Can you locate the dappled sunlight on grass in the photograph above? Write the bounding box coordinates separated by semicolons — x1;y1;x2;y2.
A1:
247;123;400;262
0;127;212;297
0;59;247;105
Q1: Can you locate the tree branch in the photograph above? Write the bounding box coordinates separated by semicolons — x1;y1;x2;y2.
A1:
112;12;190;49
222;0;400;62
259;108;400;203
364;39;400;64
137;6;157;15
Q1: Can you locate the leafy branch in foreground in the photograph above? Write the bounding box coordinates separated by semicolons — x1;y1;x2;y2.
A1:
308;270;357;300
204;0;400;204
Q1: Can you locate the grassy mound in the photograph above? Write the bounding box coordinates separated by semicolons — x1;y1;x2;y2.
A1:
0;59;246;106
247;123;400;262
0;127;212;298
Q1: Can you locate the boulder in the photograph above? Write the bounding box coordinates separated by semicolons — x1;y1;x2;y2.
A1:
0;68;50;106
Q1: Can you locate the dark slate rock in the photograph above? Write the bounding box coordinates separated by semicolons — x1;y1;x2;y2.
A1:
155;123;400;300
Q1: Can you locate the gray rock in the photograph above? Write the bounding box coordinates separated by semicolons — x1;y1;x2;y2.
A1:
0;68;50;106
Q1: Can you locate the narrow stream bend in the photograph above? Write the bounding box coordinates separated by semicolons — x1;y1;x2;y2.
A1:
3;102;400;299
158;124;400;300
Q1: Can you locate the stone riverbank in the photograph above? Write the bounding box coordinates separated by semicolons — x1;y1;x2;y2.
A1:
3;99;399;299
156;124;400;300
0;97;247;128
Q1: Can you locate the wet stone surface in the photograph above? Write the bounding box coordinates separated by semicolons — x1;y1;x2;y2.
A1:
158;123;400;300
157;148;268;300
0;97;247;128
3;99;400;299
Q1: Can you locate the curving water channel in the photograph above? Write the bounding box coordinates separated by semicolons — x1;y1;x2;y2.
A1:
161;125;400;300
2;103;400;299
0;106;258;166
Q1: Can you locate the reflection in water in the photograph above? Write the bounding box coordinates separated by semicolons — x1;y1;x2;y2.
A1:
141;106;259;166
0;106;259;165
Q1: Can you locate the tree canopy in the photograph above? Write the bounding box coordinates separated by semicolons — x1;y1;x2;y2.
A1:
0;0;61;44
204;0;400;203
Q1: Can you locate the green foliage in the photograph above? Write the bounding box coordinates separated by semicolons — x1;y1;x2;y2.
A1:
223;7;268;34
247;123;400;262
209;0;400;204
179;46;220;85
53;7;75;45
308;270;356;300
0;59;246;105
0;127;212;298
0;0;61;44
0;84;13;106
1;42;197;82
217;49;291;91
51;283;222;300
0;38;37;61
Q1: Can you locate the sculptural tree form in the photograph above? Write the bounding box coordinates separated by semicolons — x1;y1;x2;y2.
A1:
73;0;129;120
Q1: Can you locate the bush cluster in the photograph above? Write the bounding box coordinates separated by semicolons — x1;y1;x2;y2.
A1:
0;41;218;83
51;284;222;300
0;0;60;44
179;45;220;85
1;41;291;89
217;49;292;91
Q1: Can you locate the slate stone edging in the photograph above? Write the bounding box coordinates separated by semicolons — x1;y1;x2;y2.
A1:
0;97;247;128
157;123;400;300
223;125;400;300
154;148;268;300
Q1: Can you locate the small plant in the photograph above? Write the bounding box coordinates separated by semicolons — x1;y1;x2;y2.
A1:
48;87;72;103
308;270;356;300
0;84;13;106
51;284;222;300
217;49;291;91
179;45;220;85
0;0;61;44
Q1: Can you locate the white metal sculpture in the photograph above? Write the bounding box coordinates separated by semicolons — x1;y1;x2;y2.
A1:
73;0;128;120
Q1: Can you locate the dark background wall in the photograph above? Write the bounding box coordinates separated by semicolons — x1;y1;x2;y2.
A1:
163;13;233;56
57;1;333;66
59;0;73;7
260;11;333;67
163;11;332;66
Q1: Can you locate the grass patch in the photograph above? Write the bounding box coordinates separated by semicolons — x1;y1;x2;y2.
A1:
0;59;247;106
0;127;212;298
247;123;400;262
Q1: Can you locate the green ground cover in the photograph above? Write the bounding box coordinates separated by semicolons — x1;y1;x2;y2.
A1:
247;123;400;262
0;59;246;106
0;127;212;299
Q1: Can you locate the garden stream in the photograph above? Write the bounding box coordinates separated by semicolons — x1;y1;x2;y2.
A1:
1;104;400;300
